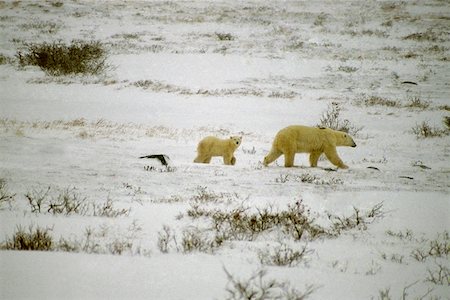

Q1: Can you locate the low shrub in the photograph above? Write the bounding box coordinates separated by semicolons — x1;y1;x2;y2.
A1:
318;102;362;135
25;186;130;217
411;121;448;138
215;32;234;41
327;202;384;234
223;268;316;300
405;97;430;110
2;225;54;251
0;178;15;209
258;242;311;267
443;116;450;131
17;40;108;76
359;96;401;108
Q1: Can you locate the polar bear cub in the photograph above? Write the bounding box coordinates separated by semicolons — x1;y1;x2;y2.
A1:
264;125;356;169
194;136;242;165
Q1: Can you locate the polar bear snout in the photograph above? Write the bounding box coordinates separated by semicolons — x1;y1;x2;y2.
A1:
351;142;357;147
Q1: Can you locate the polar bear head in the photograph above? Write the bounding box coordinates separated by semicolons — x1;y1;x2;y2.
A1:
229;136;242;147
335;131;356;147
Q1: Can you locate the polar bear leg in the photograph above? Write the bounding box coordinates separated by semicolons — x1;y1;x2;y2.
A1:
194;154;211;164
223;154;234;165
284;151;295;167
309;151;322;167
324;147;348;169
263;149;282;166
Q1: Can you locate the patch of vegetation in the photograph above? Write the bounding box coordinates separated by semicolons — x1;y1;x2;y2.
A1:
2;225;53;251
359;95;401;108
0;178;15;209
376;281;434;300
180;228;219;253
58;224;144;256
258;242;311;267
443;116;450;130
327;202;384;234
318;102;363;135
338;65;358;73
426;263;450;286
216;32;234;41
25;186;130;217
405;97;430;110
162;198;384;254
19;21;62;34
313;12;328;26
411;121;448;139
411;231;449;262
17;40;109;76
1;222;146;256
275;173;343;185
403;30;441;42
0;53;13;65
224;268;316;300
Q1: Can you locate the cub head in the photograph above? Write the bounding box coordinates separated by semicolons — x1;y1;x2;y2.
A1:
336;131;356;147
229;136;242;147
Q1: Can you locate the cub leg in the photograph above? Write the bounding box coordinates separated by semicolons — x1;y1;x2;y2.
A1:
194;154;211;164
324;147;348;169
309;151;322;167
223;154;232;165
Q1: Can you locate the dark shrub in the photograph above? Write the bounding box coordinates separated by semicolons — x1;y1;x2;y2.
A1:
17;40;108;76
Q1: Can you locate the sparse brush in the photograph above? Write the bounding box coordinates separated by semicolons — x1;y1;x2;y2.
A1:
403;30;440;42
258;243;311;267
328;202;384;234
318;102;362;135
47;187;89;215
223;267;316;300
0;54;13;65
108;238;133;255
338;65;358;73
2;225;54;251
443;116;450;131
215;32;234;41
25;186;51;213
360;95;401;108
181;228;218;253
58;225;144;256
405;97;430;110
376;281;434;300
411;121;447;138
157;225;175;253
92;197;131;218
411;231;449;261
426;263;450;285
17;40;109;76
185;199;383;246
25;186;129;217
0;178;15;209
191;186;221;203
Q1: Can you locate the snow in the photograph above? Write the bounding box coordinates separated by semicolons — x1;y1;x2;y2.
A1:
1;0;449;299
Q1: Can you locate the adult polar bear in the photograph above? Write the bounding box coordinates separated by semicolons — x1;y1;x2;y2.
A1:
263;125;356;169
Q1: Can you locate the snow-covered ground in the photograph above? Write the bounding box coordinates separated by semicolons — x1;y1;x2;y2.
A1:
1;1;449;299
